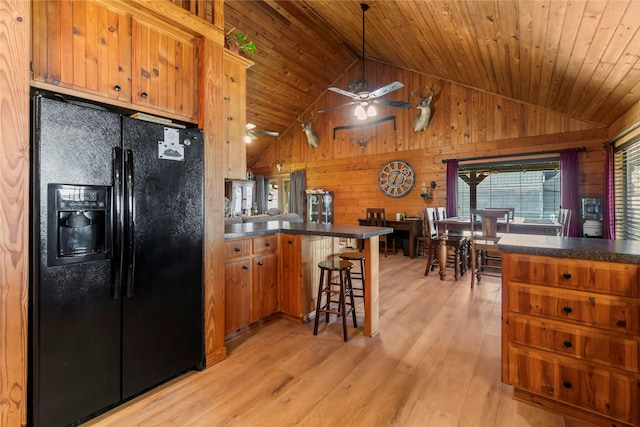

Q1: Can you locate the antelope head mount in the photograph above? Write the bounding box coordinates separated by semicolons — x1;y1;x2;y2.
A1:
412;84;436;132
298;113;319;148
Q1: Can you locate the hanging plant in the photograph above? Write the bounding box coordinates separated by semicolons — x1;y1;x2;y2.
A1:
225;29;257;57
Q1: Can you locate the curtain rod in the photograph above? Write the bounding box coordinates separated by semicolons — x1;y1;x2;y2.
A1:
441;146;585;163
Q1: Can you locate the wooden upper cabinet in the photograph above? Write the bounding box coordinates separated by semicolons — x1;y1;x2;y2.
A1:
131;18;198;120
223;50;253;180
32;0;131;101
31;0;202;122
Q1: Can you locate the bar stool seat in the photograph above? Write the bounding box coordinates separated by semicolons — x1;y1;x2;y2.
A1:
313;260;357;341
338;251;365;301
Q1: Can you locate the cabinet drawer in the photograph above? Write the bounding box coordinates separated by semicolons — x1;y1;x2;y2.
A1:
253;235;277;254
225;239;252;259
504;253;639;297
508;284;640;334
509;315;640;372
507;346;639;425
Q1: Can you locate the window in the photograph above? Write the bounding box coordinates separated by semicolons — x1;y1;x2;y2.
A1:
614;136;640;240
458;160;561;219
267;178;290;213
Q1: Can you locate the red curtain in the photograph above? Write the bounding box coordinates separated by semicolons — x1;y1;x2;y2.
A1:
560;149;580;237
446;159;458;217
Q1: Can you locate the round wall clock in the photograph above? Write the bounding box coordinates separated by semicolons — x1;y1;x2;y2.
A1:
378;160;416;197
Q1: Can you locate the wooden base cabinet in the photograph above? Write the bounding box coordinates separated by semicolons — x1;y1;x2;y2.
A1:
502;253;640;427
224;235;278;338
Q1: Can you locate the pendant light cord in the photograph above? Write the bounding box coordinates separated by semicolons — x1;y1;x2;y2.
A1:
361;3;369;84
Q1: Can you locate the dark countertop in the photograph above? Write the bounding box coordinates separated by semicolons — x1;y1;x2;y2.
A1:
224;222;394;240
497;234;640;264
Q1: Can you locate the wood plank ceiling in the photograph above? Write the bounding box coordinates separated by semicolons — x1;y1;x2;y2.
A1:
223;0;640;167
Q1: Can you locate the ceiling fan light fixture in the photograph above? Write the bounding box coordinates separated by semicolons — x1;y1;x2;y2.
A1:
354;104;368;120
366;104;377;117
244;134;252;143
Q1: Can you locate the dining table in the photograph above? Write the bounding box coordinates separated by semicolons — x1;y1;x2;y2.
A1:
357;217;423;258
435;216;563;236
432;216;563;280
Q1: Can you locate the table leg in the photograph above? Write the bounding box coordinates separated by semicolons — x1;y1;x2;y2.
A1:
438;233;447;280
363;236;379;337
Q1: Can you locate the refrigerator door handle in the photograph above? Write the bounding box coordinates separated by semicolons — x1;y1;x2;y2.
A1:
112;147;124;299
124;149;136;297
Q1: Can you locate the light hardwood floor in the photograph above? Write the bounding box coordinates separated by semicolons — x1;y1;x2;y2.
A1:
86;254;595;427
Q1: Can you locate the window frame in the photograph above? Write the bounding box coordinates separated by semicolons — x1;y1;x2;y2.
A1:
457;158;561;220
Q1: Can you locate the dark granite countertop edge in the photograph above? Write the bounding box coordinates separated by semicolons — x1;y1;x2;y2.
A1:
224;222;394;240
497;234;640;264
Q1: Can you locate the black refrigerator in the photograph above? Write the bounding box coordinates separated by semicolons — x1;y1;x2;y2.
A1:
30;94;205;426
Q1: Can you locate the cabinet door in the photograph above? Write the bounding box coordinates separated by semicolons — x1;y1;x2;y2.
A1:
252;253;278;322
131;18;198;120
279;234;302;318
32;0;131;101
508;346;639;425
223;51;252;180
224;259;250;334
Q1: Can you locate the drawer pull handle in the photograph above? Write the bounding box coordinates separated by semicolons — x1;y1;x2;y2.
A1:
562;272;572;279
234;247;241;252
114;85;121;92
562;380;572;389
563;340;572;348
140;92;148;99
563;306;573;314
265;242;271;247
258;261;264;266
242;265;249;270
288;240;293;244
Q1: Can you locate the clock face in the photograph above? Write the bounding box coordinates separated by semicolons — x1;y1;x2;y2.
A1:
378;160;415;197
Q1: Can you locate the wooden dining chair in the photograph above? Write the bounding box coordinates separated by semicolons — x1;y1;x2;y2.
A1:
470;208;512;288
415;208;430;257
425;208;468;280
365;208;395;256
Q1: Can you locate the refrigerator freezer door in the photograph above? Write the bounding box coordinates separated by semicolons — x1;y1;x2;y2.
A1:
31;96;122;426
121;118;204;398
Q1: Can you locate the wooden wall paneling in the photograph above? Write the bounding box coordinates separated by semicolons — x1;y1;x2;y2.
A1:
1;1;30;425
198;37;226;366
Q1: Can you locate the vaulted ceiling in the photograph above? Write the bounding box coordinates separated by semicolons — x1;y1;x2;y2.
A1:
223;0;640;166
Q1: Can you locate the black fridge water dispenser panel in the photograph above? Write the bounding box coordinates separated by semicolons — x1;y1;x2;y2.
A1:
47;184;112;266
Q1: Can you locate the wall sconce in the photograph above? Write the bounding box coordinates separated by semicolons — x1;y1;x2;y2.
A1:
420;181;437;200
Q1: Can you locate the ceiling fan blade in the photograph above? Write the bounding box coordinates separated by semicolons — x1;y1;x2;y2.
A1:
318;101;356;113
253;129;280;137
370;81;404;98
247;131;258;141
328;87;359;99
378;98;412;109
246;123;256;131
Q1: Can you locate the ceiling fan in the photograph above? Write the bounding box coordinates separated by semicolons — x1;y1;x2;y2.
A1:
318;3;411;119
245;123;279;142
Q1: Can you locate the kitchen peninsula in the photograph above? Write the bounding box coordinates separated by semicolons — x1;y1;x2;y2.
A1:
498;234;640;427
224;222;393;338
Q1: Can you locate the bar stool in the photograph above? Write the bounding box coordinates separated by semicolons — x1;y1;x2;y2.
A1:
313;260;357;341
338;252;365;301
